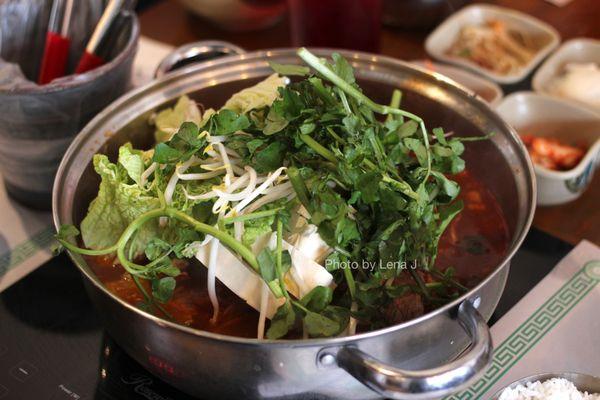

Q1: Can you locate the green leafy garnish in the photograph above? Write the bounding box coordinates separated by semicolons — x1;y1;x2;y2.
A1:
152;277;176;303
210;109;250;136
266;301;296;339
152;121;207;164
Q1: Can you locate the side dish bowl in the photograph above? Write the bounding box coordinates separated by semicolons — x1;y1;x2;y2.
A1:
53;47;535;399
490;372;600;400
496;92;600;206
425;4;560;84
532;38;600;115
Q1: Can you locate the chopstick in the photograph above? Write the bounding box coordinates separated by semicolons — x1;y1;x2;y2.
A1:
37;0;75;84
75;0;136;74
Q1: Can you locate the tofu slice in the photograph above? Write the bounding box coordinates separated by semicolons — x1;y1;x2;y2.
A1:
286;205;332;264
194;232;334;319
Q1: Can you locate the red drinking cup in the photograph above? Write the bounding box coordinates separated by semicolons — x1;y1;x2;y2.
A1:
288;0;383;52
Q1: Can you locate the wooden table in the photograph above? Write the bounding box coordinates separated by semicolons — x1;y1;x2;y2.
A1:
139;0;600;246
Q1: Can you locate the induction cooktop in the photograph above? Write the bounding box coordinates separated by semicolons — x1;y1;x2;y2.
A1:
0;228;572;400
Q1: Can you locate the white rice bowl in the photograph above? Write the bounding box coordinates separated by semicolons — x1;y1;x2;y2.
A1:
499;378;600;400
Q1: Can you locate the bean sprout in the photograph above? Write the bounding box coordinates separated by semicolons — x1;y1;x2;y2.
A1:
213;166;257;202
140;162;157;187
205;236;220;323
231;167;287;215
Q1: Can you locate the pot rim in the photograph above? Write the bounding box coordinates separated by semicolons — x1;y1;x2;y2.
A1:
53;47;536;347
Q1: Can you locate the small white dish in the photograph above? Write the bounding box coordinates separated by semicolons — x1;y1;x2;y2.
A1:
425;4;560;84
532;38;600;115
491;372;600;400
409;59;503;105
495;92;600;206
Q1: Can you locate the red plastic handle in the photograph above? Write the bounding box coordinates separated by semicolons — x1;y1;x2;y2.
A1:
75;51;106;74
38;32;70;85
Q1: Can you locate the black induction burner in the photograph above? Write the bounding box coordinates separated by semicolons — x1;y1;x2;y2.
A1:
0;228;573;400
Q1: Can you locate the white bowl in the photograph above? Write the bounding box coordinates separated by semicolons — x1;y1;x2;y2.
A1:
425;4;560;84
491;372;600;400
532;38;600;115
409;59;503;105
495;92;600;206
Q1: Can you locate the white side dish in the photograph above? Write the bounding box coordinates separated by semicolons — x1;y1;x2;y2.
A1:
499;378;600;400
495;92;600;206
533;38;600;115
425;4;560;84
546;62;600;112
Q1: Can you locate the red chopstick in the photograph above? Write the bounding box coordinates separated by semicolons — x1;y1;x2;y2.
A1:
38;0;74;85
75;0;125;74
75;51;105;74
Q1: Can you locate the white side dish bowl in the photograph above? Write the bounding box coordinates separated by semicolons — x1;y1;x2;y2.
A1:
409;59;504;105
491;372;600;400
532;38;600;115
496;92;600;206
425;4;560;84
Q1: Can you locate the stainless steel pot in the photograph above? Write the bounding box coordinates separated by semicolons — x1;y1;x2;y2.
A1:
53;45;536;399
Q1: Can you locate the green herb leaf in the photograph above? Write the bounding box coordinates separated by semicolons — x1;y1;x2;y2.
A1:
301;286;333;313
272;87;304;120
355;171;381;204
280;250;292;274
247;138;265;154
331;53;355;84
303;305;349;338
266;301;296;339
404;137;428;167
304;311;339;337
397;120;419;138
258;248;284;297
155;261;181;277
212;109;250;135
152;143;183;164
436;200;463;238
431;171;460;200
300;122;316;135
254;141;286;173
433;127;448;145
145;238;171;261
152;277;176;304
171;121;202;147
258;248;276;282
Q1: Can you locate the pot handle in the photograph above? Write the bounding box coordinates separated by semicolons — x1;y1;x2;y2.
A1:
320;300;492;400
155;40;246;78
